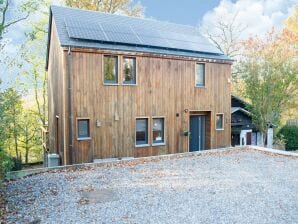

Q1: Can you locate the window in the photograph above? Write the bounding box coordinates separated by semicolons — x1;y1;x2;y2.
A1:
153;118;164;144
104;55;118;84
196;63;205;87
77;119;90;139
123;57;136;84
216;114;224;130
136;118;148;145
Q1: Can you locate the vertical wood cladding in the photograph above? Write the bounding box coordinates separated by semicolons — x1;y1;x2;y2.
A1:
67;51;231;163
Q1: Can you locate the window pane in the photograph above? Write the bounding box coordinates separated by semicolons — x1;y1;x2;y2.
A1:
104;56;118;84
216;114;223;129
136;119;148;145
153;118;164;144
78;119;90;138
196;63;205;87
123;57;136;84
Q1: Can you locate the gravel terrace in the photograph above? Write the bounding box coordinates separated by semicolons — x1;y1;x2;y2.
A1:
4;148;298;224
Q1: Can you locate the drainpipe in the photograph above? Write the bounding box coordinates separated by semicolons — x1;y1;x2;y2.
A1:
67;46;73;164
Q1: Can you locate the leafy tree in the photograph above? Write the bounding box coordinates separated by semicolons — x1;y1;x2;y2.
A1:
240;31;298;145
64;0;144;16
1;88;23;159
0;148;13;181
19;109;41;164
285;5;298;37
280;7;298;121
0;82;6;148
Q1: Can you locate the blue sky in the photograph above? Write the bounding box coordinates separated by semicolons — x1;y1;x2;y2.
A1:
140;0;221;26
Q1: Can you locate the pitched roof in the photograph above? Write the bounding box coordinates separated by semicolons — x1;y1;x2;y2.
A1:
46;5;231;69
231;107;251;115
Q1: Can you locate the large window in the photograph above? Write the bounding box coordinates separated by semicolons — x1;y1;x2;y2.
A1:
216;114;224;130
136;118;148;145
152;118;164;144
77;119;90;139
196;63;205;87
104;55;118;84
123;57;136;85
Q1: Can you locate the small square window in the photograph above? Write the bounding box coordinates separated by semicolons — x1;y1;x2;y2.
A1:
123;57;136;85
78;119;90;138
104;55;118;84
196;63;205;87
136;118;148;145
216;114;224;130
153;118;164;144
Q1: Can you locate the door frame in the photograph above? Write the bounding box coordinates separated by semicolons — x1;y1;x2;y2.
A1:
188;111;211;152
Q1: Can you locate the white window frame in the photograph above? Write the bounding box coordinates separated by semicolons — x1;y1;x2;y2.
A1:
216;113;224;131
135;117;150;147
122;56;137;86
195;63;205;88
152;116;166;146
77;117;92;140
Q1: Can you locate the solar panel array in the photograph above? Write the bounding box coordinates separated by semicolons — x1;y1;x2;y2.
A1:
64;15;222;54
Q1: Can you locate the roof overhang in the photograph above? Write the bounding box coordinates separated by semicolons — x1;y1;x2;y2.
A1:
231;107;251;116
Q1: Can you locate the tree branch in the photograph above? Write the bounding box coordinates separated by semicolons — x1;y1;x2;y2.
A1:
4;12;29;29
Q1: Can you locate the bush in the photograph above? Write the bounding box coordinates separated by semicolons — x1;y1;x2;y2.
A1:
11;157;22;171
278;125;298;151
0;149;13;181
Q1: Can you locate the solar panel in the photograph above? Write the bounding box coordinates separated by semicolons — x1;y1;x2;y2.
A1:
64;13;223;54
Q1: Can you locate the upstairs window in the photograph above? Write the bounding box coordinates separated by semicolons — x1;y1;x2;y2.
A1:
216;114;224;130
77;119;90;139
152;118;164;144
196;63;205;87
104;55;118;84
136;118;148;145
123;57;136;85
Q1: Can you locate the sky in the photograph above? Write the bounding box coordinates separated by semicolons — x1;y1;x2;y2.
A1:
1;0;297;87
140;0;222;26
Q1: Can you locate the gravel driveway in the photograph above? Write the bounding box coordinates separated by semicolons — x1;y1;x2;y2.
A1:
4;148;298;224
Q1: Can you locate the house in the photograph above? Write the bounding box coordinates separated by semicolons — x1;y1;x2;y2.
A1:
231;95;269;146
46;6;232;165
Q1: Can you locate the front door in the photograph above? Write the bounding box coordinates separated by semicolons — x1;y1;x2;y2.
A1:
189;115;206;152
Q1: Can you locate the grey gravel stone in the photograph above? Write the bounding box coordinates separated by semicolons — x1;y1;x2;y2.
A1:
4;149;298;224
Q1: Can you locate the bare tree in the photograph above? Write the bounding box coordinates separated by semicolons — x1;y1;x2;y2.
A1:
0;0;38;39
201;13;246;58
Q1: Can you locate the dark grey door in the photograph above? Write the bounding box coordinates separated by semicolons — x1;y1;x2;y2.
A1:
189;115;206;152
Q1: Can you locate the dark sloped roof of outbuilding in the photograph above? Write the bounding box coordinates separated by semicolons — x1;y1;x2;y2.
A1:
46;5;231;69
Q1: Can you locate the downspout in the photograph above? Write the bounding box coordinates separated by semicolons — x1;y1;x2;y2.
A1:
67;46;73;164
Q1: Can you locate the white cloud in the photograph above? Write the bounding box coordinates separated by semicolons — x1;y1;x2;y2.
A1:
201;0;298;39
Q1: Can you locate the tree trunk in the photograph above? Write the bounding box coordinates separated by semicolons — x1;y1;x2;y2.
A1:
25;146;29;164
260;130;267;147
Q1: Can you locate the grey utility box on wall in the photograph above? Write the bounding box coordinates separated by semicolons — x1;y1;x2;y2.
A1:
47;154;60;167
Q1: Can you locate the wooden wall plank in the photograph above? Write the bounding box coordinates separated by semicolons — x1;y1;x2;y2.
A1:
49;46;231;164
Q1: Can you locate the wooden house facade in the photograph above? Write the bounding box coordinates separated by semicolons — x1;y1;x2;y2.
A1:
46;6;232;165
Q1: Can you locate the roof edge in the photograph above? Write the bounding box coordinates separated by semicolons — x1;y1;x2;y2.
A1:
61;43;233;62
45;7;53;71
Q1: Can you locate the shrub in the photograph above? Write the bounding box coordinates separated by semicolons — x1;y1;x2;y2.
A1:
0;149;13;181
278;125;298;151
11;157;22;171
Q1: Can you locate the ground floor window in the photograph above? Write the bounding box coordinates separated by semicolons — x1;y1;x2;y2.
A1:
153;117;164;144
77;118;90;139
136;118;148;145
216;113;224;130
